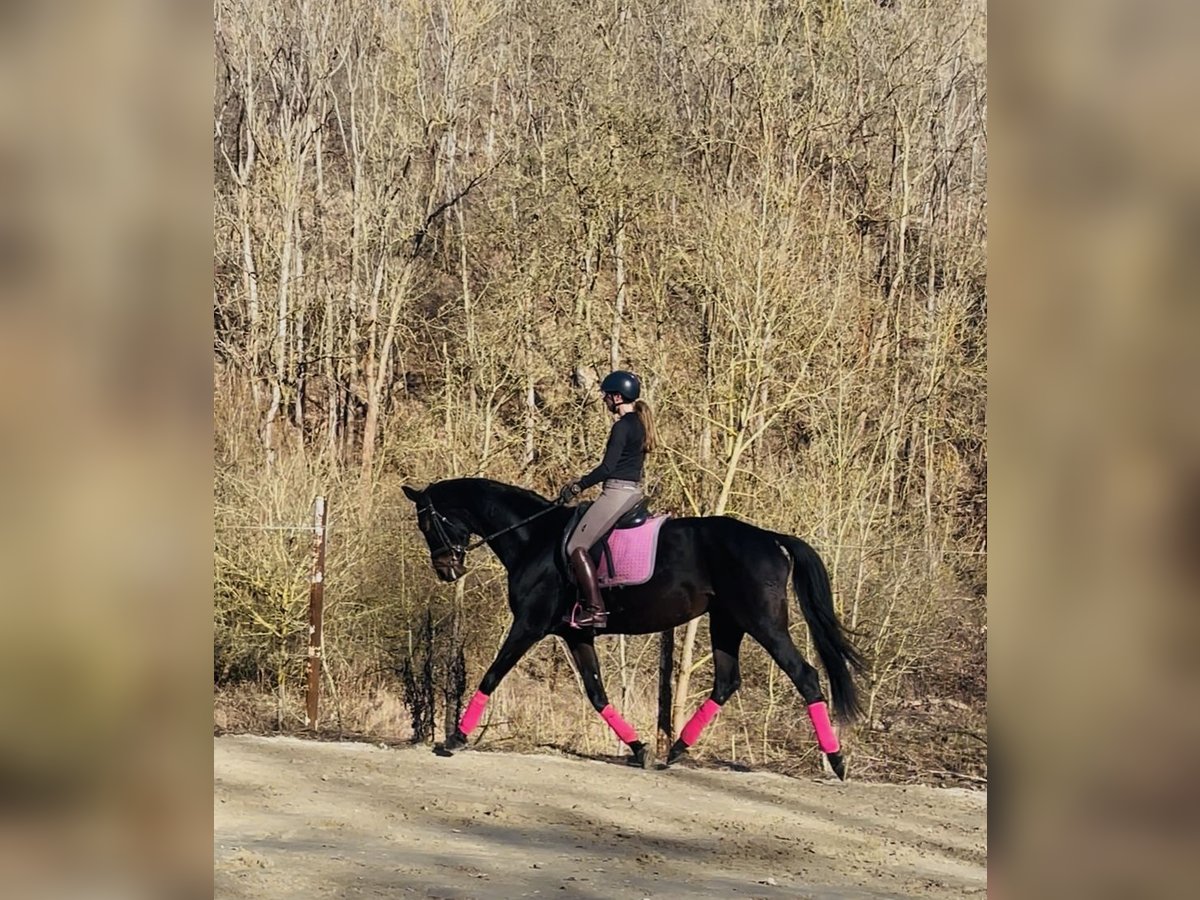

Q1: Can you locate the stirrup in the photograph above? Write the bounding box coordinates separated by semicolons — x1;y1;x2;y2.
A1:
565;602;608;630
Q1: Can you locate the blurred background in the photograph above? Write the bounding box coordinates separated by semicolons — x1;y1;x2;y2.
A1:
0;0;212;896
0;0;1196;896
990;0;1200;896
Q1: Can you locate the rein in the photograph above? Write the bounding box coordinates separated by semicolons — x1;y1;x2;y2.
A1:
420;497;565;558
464;502;564;551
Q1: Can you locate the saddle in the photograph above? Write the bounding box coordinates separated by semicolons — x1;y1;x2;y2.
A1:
561;501;668;588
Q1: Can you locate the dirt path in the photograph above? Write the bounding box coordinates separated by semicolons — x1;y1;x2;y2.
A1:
215;735;986;899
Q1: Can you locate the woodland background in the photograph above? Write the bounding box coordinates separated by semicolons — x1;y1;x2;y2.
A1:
213;0;986;784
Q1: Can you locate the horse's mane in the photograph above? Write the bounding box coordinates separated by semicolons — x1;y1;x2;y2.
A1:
432;477;553;514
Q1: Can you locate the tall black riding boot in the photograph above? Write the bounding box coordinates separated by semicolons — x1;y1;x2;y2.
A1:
567;547;608;629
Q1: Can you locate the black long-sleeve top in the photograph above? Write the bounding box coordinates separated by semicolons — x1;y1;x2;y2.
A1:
577;413;646;489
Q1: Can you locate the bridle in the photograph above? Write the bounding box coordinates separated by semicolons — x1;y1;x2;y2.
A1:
417;496;565;569
417;502;468;566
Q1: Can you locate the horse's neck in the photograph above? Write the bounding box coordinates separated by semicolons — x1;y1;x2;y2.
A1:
460;486;551;567
463;486;542;534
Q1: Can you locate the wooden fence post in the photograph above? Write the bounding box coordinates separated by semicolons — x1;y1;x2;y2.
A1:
305;496;327;730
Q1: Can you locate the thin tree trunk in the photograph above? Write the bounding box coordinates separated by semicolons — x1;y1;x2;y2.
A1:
699;294;713;467
610;201;626;371
314;107;339;462
358;247;383;477
263;202;294;470
672;618;702;728
360;258;414;480
889;112;912;299
338;53;365;464
673;434;744;725
229;51;260;407
523;292;536;472
238;191;260;405
293;204;306;437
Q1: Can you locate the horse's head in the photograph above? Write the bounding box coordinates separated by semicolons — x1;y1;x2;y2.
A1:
402;484;470;582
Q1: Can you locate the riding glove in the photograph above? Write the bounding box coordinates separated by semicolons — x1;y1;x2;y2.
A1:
558;482;582;504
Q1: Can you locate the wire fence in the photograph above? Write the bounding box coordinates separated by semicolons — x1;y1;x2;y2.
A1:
215;496;985;754
213;517;987;557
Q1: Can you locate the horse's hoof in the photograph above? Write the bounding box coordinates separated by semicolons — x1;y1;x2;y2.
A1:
665;739;688;766
440;729;468;754
626;741;649;768
433;743;454;757
826;751;846;781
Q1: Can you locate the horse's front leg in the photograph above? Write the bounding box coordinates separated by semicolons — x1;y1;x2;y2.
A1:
564;634;649;768
438;622;540;755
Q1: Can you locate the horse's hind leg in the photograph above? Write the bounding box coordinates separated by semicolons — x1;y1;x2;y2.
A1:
440;623;539;753
666;615;744;765
752;625;848;780
564;634;648;768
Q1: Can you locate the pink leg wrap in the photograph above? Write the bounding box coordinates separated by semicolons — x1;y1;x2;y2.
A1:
599;704;639;744
458;690;490;735
807;700;839;753
680;698;722;747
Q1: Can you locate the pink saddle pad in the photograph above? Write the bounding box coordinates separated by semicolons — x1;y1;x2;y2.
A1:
596;515;669;588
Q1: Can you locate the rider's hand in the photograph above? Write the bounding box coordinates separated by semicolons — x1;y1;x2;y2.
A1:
557;482;582;504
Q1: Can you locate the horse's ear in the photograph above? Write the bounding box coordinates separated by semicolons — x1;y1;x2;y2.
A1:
402;485;424;503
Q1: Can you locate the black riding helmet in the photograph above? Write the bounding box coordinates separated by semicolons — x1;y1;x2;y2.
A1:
601;370;641;402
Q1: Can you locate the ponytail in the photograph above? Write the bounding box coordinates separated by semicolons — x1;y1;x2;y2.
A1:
633;399;657;453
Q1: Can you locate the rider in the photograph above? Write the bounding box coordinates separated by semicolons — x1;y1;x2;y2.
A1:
558;370;657;628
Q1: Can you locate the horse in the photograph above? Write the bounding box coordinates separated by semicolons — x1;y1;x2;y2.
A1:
402;477;865;779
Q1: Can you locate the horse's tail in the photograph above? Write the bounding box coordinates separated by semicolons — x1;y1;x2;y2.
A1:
775;533;865;723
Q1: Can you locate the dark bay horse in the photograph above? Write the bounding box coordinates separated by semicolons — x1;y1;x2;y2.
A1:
402;478;864;779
